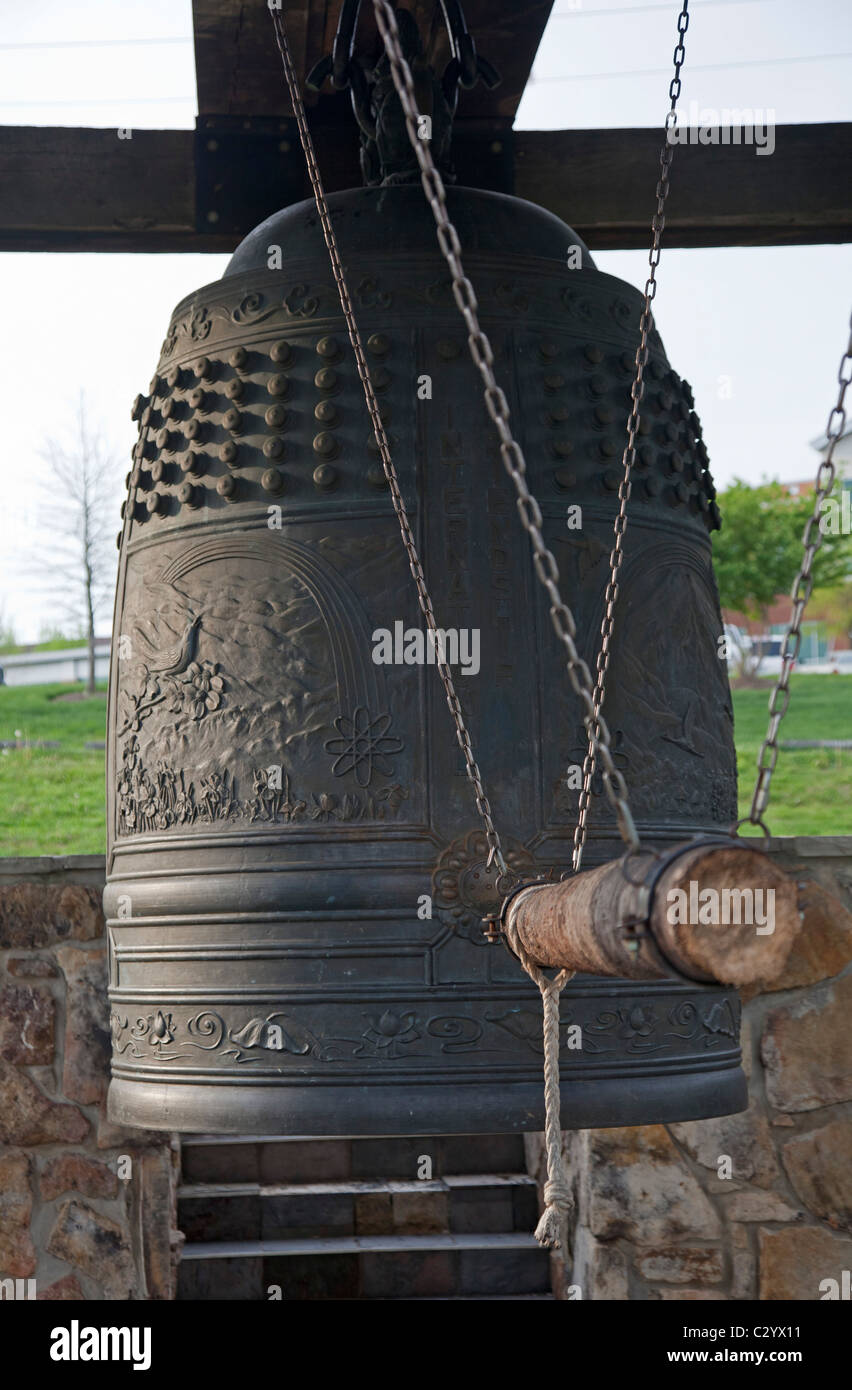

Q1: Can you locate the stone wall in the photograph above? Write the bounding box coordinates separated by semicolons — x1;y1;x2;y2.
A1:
0;857;179;1300
528;836;852;1300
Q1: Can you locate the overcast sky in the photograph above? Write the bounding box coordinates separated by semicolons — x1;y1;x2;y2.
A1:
1;0;850;641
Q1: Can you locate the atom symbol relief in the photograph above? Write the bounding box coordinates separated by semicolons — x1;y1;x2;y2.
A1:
324;706;404;788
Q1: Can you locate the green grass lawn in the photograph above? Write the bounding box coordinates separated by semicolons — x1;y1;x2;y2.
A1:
0;682;108;856
732;674;852;837
0;674;850;856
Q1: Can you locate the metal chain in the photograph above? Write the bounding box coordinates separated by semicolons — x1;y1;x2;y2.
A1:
270;7;510;878
571;0;690;873
371;0;640;854
741;308;852;837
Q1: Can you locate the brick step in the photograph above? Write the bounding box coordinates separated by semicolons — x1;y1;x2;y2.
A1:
177;1232;550;1300
178;1173;539;1241
179;1133;527;1185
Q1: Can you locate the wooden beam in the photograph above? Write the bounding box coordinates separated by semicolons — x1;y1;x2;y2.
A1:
516;124;852;250
0;128;199;253
0;122;848;253
191;0;555;122
192;0;318;119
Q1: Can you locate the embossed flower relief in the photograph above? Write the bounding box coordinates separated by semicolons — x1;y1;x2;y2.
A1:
432;829;536;941
167;661;225;721
615;1005;657;1039
359;1010;420;1058
550;725;629;819
161;306;211;358
249;769;306;824
118;658;226;738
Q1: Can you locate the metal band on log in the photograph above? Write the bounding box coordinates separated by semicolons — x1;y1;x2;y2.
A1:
504;843;800;987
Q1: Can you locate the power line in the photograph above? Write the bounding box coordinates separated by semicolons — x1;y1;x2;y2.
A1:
0;37;191;51
0;96;192;107
529;51;852;81
551;0;782;15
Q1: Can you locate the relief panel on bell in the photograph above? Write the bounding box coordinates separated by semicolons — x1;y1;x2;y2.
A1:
542;527;737;833
113;522;427;838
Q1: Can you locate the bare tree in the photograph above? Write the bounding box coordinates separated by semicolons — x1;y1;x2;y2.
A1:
37;394;122;695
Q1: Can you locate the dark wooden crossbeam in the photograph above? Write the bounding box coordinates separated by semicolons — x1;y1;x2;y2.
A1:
1;121;848;254
519;126;852;250
191;0;556;122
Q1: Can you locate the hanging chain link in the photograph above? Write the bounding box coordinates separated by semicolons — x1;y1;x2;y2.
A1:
571;0;690;873
370;0;640;854
270;7;510;878
741;309;852;837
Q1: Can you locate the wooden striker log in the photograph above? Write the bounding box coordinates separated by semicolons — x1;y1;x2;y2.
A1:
505;843;800;987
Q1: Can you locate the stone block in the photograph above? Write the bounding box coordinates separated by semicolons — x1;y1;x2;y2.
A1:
762;974;852;1111
759;1225;852;1300
172;1141;253;1184
391;1189;449;1234
258;1139;350;1184
261;1192;354;1240
670;1099;779;1188
134;1149;179;1300
0;982;55;1065
37;1275;85;1300
754;876;852;993
723;1189;799;1223
0;1149;35;1278
584;1126;721;1244
781;1119;852;1231
354;1192;394;1235
0;883;102;949
350;1137;431;1180
636;1246;724;1285
448;1183;515;1234
731;1224;756;1299
441;1134;526;1175
47;1198;136;1300
265;1253;359;1300
55;946;110;1106
178;1256;264;1301
572;1227;628;1300
361;1250;456;1299
40;1153;119;1202
0;1061;89;1145
6;956;58;978
179;1193;261;1243
459;1246;550;1297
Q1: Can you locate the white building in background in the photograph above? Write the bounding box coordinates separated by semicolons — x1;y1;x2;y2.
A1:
0;639;110;687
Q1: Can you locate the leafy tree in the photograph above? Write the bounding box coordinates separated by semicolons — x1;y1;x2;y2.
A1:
815;576;852;649
712;479;852;678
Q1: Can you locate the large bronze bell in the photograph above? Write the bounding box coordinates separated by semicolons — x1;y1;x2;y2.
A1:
105;33;743;1134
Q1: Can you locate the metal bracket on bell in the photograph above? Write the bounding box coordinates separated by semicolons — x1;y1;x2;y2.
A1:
616;832;737;981
482;869;528;945
483;875;545;951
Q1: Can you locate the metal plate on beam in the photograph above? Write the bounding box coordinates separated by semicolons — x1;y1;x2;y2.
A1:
195;115;305;237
